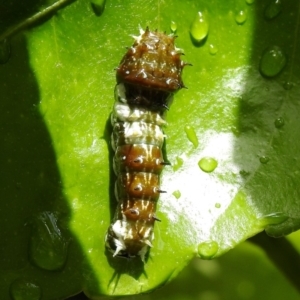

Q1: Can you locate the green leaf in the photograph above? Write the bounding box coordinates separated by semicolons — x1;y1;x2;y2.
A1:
116;233;300;300
1;0;300;298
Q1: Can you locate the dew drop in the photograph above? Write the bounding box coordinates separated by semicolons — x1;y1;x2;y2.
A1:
190;11;209;43
215;203;221;208
173;156;184;171
258;212;288;227
170;21;177;33
172;190;181;199
10;279;41;300
198;241;219;259
0;39;11;64
274;117;284;128
283;81;293;90
264;0;282;20
29;211;69;271
184;125;199;148
91;0;106;16
259;45;286;77
198;157;218;173
209;44;218;55
235;10;247;25
259;156;269;164
246;0;255;4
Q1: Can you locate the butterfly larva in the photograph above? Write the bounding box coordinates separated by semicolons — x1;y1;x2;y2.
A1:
105;27;187;261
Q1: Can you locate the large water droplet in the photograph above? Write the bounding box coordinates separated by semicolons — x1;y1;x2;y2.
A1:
29;211;69;271
190;11;209;43
198;241;219;259
246;0;255;4
172;190;181;199
0;39;11;64
173;156;184;171
184;125;199;148
258;212;288;227
274;117;284;128
264;0;282;20
10;279;41;300
259;45;286;77
215;203;221;208
209;44;218;55
198;157;218;173
170;21;177;33
235;10;247;25
91;0;106;16
259;156;269;164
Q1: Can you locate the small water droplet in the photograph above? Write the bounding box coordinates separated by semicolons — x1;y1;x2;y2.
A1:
259;45;286;77
10;279;41;300
173;156;184;171
259;156;269;164
172;190;181;199
29;211;69;271
170;21;177;33
246;0;255;4
198;241;219;259
209;44;218;55
264;0;282;20
274;117;284;128
215;203;221;208
283;81;293;90
235;10;247;24
198;157;218;173
91;0;106;16
0;39;11;64
190;11;209;43
184;125;198;148
258;212;288;227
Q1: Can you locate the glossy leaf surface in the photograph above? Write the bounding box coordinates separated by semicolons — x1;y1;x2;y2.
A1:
1;0;300;298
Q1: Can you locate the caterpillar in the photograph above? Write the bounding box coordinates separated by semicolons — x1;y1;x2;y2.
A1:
105;27;187;262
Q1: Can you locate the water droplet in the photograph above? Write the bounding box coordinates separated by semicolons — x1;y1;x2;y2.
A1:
215;203;221;208
246;0;255;4
258;212;288;227
264;0;282;20
235;10;247;25
209;44;218;55
170;21;177;33
259;156;269;164
259;46;286;77
274;117;284;128
190;11;209;43
0;39;11;64
283;81;293;90
29;211;69;271
91;0;106;16
172;190;181;199
198;157;218;173
10;278;41;300
198;241;219;259
184;125;198;148
173;156;184;171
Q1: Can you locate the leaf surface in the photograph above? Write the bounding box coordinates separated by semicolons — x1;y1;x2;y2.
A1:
1;0;300;298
